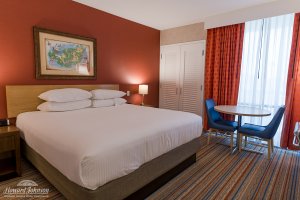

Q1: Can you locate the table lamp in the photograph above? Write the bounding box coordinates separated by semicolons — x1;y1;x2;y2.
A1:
139;84;148;106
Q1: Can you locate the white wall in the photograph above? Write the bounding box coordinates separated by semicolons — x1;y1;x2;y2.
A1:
204;0;300;29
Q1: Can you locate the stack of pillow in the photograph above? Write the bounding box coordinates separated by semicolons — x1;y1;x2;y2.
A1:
37;88;127;112
91;89;126;107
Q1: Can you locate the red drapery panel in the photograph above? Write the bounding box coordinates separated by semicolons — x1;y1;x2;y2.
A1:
281;13;300;149
203;23;245;129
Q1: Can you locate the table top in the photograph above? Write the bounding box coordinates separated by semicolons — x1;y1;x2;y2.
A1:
214;105;271;117
0;126;19;137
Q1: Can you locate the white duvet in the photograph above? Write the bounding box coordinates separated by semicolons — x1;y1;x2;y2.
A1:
17;104;202;190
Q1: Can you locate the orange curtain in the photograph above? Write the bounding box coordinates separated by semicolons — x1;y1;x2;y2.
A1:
203;23;245;129
281;13;300;150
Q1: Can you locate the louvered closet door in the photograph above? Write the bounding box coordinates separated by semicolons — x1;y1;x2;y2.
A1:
179;42;205;116
159;45;181;110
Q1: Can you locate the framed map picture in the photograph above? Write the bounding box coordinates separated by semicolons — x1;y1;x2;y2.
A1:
33;27;96;79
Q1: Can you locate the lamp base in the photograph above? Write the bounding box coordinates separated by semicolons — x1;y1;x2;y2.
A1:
140;94;145;106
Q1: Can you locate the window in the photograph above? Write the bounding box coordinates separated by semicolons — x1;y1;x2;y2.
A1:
238;13;294;146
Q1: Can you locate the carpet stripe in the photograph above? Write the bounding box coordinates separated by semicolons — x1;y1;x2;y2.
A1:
265;149;285;199
217;144;264;199
149;136;300;200
281;150;294;199
291;151;300;199
148;137;227;200
166;144;231;199
267;149;287;199
175;145;237;199
226;150;261;199
198;151;250;199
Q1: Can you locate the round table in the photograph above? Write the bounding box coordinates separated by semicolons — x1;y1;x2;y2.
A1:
214;105;271;153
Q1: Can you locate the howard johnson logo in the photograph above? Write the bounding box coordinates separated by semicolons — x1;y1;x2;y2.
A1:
3;180;49;198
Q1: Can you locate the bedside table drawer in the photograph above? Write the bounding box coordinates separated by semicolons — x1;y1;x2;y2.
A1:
0;136;15;152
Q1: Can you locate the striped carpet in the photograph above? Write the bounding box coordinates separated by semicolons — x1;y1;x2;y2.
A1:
0;135;300;200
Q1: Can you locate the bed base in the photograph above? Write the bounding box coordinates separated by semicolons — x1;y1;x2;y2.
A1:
126;154;196;199
21;138;200;200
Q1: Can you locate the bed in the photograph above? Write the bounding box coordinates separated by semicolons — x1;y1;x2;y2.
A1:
6;85;202;200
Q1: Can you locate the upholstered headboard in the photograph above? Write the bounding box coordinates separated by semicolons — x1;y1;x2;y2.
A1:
6;84;119;118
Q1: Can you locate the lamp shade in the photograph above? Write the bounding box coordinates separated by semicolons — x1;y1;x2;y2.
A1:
139;84;148;95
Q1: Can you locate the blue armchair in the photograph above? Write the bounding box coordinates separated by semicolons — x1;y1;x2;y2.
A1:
205;99;238;150
238;106;285;159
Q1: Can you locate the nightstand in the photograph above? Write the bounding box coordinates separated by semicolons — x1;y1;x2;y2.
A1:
0;126;21;180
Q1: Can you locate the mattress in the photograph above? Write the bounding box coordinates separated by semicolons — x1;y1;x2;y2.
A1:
16;104;202;190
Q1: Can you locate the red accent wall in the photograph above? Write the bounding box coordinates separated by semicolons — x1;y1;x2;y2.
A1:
0;0;160;119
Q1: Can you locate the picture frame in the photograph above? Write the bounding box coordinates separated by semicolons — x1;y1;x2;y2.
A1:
33;27;97;79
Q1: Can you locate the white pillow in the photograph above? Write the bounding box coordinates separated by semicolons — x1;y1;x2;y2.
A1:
39;88;92;102
114;98;127;105
37;99;91;112
92;99;115;108
91;89;126;100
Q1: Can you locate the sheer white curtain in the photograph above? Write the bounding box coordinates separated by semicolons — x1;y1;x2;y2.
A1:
238;13;294;146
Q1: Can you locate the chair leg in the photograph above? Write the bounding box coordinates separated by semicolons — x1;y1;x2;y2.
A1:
239;133;243;152
271;138;274;153
230;133;234;150
207;129;211;145
244;136;248;147
268;140;271;159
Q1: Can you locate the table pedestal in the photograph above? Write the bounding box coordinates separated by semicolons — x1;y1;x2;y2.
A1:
231;116;241;154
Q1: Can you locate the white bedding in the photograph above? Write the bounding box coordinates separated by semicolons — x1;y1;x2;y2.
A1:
17;104;202;190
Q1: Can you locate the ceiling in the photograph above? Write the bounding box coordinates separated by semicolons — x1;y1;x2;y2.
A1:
73;0;277;30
